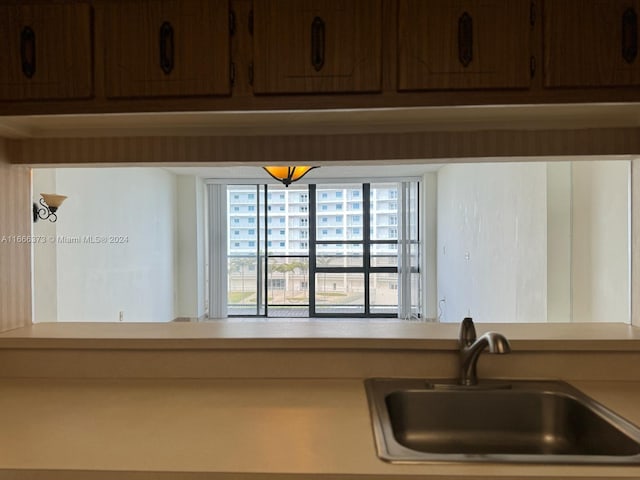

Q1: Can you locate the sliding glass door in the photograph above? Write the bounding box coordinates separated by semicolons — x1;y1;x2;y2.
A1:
225;181;419;318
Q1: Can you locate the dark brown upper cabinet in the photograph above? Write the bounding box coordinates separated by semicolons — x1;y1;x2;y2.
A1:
103;0;230;99
252;0;383;94
398;0;532;91
544;0;640;87
0;3;93;101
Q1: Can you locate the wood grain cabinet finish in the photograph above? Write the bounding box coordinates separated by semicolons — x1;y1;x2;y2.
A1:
544;0;640;87
252;0;382;94
103;0;230;99
398;0;532;91
0;3;93;101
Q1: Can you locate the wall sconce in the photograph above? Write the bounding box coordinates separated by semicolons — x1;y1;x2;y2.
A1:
263;166;318;187
33;193;67;223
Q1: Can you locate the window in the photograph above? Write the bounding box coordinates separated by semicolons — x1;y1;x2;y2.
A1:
224;182;417;319
268;279;285;290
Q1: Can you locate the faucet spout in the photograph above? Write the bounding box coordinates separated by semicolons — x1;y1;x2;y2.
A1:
459;317;511;386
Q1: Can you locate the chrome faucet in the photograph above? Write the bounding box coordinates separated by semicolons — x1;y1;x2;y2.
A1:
459;317;511;386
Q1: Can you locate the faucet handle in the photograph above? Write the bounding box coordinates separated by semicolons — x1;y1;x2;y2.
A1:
459;317;477;347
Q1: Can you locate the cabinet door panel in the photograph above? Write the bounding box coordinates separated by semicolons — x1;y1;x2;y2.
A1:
104;0;230;98
398;0;531;91
0;3;93;101
544;0;640;87
253;0;382;94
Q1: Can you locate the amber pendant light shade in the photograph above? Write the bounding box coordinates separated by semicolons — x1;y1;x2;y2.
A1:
263;166;318;187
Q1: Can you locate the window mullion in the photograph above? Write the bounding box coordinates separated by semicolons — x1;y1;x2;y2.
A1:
364;183;371;316
309;184;317;317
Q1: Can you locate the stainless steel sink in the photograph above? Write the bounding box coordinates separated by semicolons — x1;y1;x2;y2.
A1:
365;378;640;464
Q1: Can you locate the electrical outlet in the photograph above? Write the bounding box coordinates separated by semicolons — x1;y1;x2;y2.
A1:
119;311;124;322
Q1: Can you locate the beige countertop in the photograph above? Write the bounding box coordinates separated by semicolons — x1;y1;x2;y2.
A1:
2;377;640;479
2;321;640;351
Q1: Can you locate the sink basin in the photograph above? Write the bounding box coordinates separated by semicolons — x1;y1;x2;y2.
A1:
365;379;640;464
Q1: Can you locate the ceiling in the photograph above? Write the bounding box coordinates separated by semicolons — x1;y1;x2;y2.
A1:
163;163;442;180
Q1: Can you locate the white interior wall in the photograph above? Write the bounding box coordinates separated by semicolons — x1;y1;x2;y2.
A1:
34;167;178;322
571;161;630;322
436;163;548;323
176;175;206;318
422;173;438;321
546;162;572;323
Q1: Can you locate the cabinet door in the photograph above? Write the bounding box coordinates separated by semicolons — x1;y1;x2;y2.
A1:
544;0;640;87
398;0;532;91
0;3;93;101
253;0;382;94
104;0;230;98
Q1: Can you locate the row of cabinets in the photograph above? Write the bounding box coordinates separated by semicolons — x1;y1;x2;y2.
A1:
0;0;639;101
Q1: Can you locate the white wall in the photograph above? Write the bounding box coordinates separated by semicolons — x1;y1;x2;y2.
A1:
546;162;572;323
436;163;548;323
176;175;206;318
34;168;178;322
571;161;629;322
422;173;438;321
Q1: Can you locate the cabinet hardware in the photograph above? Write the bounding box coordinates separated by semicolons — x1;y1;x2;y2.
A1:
20;26;36;79
458;12;473;67
530;0;536;26
622;7;638;64
229;10;236;35
230;62;236;85
311;16;325;72
248;62;254;86
530;55;536;78
159;21;174;75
